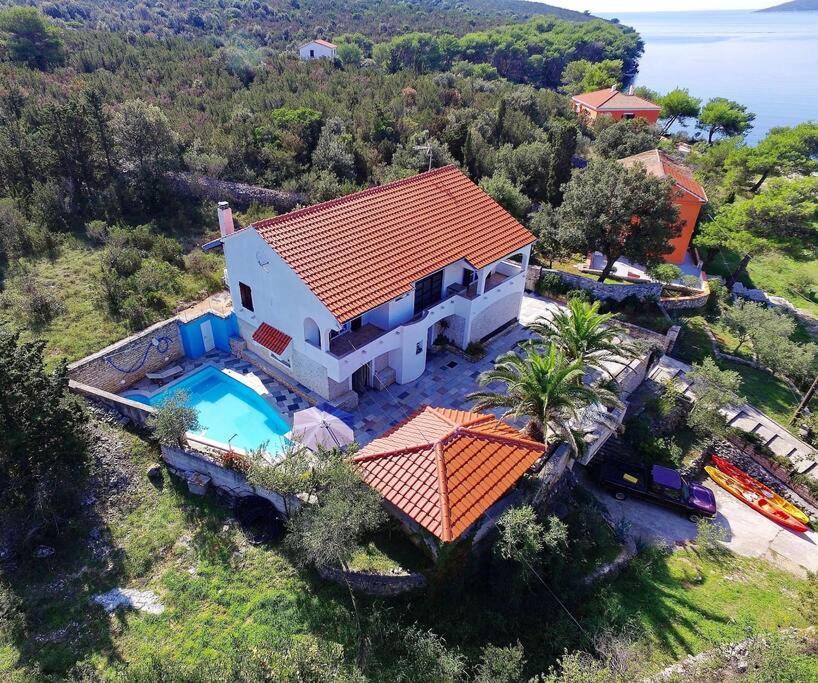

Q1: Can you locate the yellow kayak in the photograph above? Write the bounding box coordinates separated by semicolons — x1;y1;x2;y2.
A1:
712;455;810;525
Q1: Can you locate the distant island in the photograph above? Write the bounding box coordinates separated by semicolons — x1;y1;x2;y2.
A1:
758;0;818;11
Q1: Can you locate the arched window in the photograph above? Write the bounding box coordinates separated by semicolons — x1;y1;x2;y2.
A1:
304;317;320;347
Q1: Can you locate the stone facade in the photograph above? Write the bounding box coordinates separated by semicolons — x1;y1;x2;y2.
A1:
469;292;522;343
68;318;183;393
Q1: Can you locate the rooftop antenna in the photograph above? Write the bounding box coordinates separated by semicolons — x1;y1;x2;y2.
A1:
413;143;433;172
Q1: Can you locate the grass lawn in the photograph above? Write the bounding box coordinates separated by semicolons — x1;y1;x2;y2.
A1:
583;546;815;667
671;314;803;426
0;238;223;369
706;247;818;318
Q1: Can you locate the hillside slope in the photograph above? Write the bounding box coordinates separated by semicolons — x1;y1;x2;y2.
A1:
758;0;818;11
1;0;597;47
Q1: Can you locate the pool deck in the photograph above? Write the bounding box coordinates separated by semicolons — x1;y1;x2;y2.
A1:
125;350;312;426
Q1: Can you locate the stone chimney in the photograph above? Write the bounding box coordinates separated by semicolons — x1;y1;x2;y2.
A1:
610;85;617;92
627;85;634;96
217;201;234;238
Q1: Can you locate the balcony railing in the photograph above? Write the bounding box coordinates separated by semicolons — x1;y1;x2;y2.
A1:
329;323;389;358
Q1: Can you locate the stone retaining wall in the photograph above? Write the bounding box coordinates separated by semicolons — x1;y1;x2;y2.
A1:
68;318;183;393
161;445;296;516
527;266;662;302
661;279;710;310
69;380;155;426
317;565;427;597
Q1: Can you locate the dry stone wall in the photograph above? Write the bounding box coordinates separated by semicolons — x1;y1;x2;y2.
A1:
526;266;662;302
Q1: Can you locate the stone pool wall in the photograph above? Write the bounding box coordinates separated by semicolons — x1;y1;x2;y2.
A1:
68;318;184;393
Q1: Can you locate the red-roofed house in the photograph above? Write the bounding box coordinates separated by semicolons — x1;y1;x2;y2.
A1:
353;406;546;549
217;166;535;408
299;39;337;60
619;149;708;264
572;86;662;124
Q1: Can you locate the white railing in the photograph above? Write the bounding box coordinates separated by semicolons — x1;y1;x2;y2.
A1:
302;270;526;383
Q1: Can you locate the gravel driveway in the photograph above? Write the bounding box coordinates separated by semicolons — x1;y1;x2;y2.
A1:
583;471;818;577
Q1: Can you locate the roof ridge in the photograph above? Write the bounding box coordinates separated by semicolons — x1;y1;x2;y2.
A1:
445;426;545;451
351;442;436;464
252;165;459;231
434;441;453;542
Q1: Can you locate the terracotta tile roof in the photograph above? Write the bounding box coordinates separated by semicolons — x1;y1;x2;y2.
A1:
619;149;708;203
353;406;545;542
250;166;535;323
301;39;337;49
252;323;292;355
572;88;661;112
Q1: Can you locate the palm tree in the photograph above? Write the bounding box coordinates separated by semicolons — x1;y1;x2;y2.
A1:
468;345;622;453
529;298;637;378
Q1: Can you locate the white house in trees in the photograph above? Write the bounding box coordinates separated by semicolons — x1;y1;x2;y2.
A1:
298;39;336;60
218;166;534;408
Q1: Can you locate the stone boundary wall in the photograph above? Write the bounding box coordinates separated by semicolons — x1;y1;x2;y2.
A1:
660;283;710;310
68;318;183;393
69;380;155;425
317;565;427;597
526;266;662;302
164;171;305;212
161;445;296;516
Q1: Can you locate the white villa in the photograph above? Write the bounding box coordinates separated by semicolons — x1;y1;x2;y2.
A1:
218;165;534;409
298;39;337;60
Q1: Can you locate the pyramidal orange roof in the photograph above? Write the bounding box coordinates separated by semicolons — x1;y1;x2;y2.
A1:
619;149;708;203
249;166;534;323
353;406;545;542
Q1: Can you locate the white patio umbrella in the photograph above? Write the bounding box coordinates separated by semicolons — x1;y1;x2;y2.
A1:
290;406;354;451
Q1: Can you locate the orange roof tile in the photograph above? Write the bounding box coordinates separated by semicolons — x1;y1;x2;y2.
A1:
353;406;545;542
252;322;292;355
572;87;661;112
619;149;708;203
250;166;535;323
301;39;337;49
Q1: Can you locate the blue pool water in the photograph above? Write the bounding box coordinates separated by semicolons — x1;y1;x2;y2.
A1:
126;366;291;454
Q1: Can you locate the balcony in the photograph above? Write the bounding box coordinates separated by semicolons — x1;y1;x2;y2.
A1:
329;323;388;358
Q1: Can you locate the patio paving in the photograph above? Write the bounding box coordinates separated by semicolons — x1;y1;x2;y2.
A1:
353;295;562;444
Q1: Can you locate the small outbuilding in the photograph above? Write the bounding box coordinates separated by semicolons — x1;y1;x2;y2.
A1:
353;406;546;552
298;39;337;60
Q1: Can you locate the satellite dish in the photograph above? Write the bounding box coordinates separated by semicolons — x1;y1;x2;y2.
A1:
255;249;271;271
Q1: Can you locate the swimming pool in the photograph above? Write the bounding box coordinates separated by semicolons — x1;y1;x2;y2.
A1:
126;366;291;454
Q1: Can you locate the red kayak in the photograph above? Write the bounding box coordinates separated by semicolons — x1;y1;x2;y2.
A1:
705;466;809;533
711;455;810;525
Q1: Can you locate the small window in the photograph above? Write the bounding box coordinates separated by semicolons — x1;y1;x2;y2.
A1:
462;269;475;287
239;282;254;311
623;113;635;120
309;49;315;58
416;342;423;355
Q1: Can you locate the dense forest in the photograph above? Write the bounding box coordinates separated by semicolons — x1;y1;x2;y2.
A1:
0;0;595;47
0;5;645;343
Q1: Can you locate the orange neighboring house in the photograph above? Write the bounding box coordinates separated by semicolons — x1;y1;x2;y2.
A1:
353;406;546;551
619;149;708;265
572;86;662;124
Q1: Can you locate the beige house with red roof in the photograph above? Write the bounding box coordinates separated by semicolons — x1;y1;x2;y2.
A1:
571;86;661;124
217;166;535;409
353;406;546;551
298;39;337;60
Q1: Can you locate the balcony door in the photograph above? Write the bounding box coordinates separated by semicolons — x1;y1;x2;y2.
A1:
414;271;443;315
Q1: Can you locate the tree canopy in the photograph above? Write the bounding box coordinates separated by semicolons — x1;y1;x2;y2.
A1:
657;88;701;134
0;7;63;70
556;159;680;281
697;97;756;144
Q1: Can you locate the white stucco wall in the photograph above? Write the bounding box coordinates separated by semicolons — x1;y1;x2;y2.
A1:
223;229;337;352
298;42;336;60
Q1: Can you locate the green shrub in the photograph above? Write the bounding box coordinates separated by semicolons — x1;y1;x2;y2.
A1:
538;272;568;296
465;340;485;357
566;288;592;303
